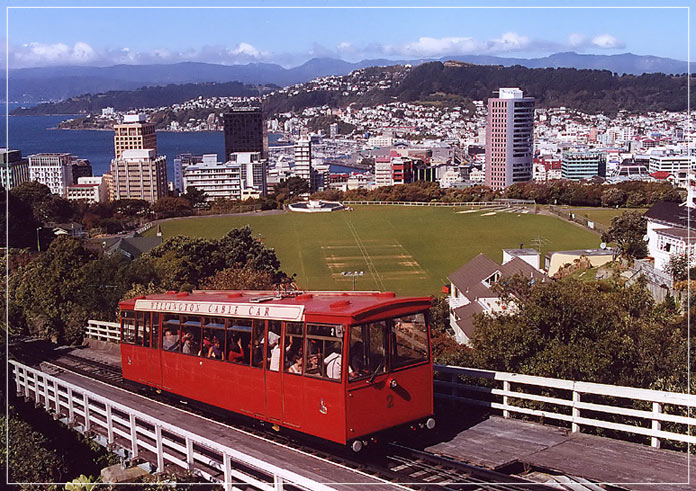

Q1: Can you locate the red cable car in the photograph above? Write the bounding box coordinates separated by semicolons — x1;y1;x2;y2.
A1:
118;290;435;450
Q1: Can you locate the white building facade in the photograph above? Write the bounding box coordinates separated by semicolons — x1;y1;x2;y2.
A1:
28;153;73;196
183;154;242;201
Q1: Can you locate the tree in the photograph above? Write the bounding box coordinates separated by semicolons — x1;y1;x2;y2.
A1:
601;211;648;260
152;196;193;219
601;188;626;208
181;186;208;208
467;277;686;389
201;267;275;290
272;177;309;203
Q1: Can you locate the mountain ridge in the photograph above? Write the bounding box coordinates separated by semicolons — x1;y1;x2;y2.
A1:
8;51;692;104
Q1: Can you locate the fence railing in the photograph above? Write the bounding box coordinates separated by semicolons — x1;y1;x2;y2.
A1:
342;199;535;208
547;205;608;234
10;360;336;491
434;365;696;449
85;320;121;343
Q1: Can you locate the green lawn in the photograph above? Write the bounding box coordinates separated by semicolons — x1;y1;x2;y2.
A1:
145;206;601;296
559;207;648;226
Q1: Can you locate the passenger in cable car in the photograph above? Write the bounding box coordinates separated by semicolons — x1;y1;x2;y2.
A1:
228;333;245;362
181;332;194;355
163;329;179;351
268;332;281;371
324;342;342;380
288;355;303;374
209;336;223;359
349;341;366;378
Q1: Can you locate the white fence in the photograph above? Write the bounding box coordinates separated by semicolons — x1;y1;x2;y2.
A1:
10;360;336;491
342;199;535;208
434;365;696;449
85;320;121;343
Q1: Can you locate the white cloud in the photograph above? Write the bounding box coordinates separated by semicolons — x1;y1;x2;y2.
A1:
398;36;481;57
13;41;98;66
488;32;530;51
337;41;353;51
592;34;625;49
229;42;267;59
568;33;586;48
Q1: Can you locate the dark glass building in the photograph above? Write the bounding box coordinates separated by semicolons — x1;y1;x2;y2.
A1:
223;107;265;160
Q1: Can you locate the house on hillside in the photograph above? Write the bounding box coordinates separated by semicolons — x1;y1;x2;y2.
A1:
634;173;694;293
447;253;547;345
100;236;163;260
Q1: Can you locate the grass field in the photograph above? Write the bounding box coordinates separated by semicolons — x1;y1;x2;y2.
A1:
556;207;648;226
145;206;601;296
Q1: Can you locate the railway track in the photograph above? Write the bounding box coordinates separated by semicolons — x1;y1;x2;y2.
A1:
9;341;583;490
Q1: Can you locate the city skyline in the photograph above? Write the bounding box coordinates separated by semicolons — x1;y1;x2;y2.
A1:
3;0;692;69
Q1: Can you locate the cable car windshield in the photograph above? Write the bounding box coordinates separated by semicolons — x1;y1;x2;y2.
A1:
349;312;429;381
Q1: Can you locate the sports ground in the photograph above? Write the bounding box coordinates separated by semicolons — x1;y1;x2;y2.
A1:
147;205;600;296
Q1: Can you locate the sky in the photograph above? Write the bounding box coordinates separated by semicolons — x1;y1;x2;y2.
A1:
2;0;693;69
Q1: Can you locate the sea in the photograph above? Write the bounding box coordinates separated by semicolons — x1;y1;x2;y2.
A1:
1;103;292;179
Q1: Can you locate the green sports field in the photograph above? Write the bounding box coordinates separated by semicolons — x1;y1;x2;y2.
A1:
146;206;600;296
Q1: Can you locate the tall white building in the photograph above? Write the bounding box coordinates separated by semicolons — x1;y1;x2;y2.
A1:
28;153;73;196
374;157;393;187
183;154;242;201
485;87;535;190
294;135;312;188
110;148;168;203
229;151;267;197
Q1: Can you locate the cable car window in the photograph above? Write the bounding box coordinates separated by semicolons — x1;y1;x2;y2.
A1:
180;316;201;356
284;322;304;375
121;310;136;344
305;323;344;381
202;316;225;360
226;319;252;365
349;322;387;382
251;320;266;368
267;320;282;372
391;313;429;369
135;312;151;348
162;314;180;351
152;313;160;349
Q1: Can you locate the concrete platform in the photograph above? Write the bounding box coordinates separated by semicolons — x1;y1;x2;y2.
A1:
427;416;693;490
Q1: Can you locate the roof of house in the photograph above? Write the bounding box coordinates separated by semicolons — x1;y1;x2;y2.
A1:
102;236;163;260
644;200;691;229
447;253;545;300
654;226;696;244
452;302;485;340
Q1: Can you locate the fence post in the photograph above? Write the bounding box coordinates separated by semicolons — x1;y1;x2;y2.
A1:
14;364;23;396
651;402;662;448
572;390;581;433
503;380;511;419
223;453;233;491
43;374;50;410
52;380;60;414
274;475;284;491
186;437;194;470
33;370;41;405
155;424;164;471
84;394;91;431
67;387;75;424
129;413;138;458
106;404;114;444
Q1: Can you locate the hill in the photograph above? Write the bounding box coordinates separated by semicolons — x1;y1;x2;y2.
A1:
7;51;693;104
264;62;690;116
12;81;277;115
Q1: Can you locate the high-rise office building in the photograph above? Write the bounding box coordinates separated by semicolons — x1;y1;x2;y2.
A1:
114;113;157;160
223;107;265;161
28;152;73;196
561;151;607;181
0;149;30;190
294;135;312;188
110;149;168;203
485;88;535;190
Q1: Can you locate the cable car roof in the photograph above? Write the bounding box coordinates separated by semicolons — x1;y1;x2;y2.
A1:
119;290;432;322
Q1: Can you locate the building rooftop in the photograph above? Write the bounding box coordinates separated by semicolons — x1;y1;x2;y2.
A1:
121;149;157;160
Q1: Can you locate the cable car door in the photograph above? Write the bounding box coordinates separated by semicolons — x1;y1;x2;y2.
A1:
265;321;283;423
150;312;163;387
